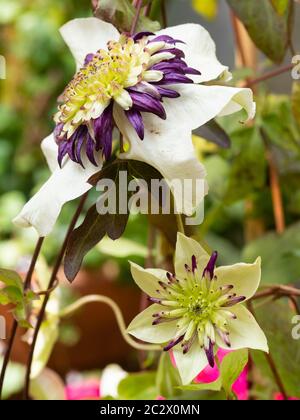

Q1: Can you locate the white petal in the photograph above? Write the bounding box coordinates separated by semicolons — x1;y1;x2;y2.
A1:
215;258;261;301
163;84;255;130
156;23;230;83
60;18;120;69
217;305;268;353
13;154;102;237
175;233;209;280
127;304;178;344
41;133;59;173
114;105;207;216
173;341;208;385
130;262;168;298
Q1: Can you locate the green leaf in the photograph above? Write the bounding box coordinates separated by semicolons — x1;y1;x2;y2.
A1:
156;352;182;398
94;0;160;33
0;268;23;289
252;300;300;398
179;379;222;392
225;127;266;203
220;349;248;398
242;221;300;284
0;268;37;327
227;0;293;63
118;372;157;400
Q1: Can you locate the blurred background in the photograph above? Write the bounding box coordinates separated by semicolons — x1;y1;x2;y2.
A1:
1;0;300;399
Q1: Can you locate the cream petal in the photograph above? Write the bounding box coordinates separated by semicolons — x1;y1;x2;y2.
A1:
13;154;102;237
127;304;178;344
175;233;209;280
173;340;208;385
130;262;168;298
217;305;268;353
163;84;255;130
41;133;59;173
156;23;230;83
114;105;207;217
215;258;261;301
60;17;120;69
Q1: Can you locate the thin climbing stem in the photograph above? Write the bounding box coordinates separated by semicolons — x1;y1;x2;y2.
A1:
248;300;288;400
243;64;294;88
60;294;160;352
23;193;88;400
131;0;143;36
0;236;44;400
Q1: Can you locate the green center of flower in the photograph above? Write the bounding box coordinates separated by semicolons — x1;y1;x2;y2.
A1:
150;253;246;366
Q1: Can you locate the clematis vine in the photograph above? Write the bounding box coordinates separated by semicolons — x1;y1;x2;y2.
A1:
14;17;255;237
127;233;268;385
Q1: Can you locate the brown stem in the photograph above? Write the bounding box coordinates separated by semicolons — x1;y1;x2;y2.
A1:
243;64;294;88
131;0;143;36
267;149;286;234
0;236;44;400
248;301;289;400
264;353;288;400
289;296;300;316
144;2;152;17
23;193;88;400
261;130;286;234
252;285;300;301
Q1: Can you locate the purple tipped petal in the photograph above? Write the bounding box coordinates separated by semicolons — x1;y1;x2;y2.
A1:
148;297;162;304
205;340;215;368
202;251;218;281
191;255;197;273
150;35;185;45
126;109;145;140
222;296;246;307
128;82;161;100
163;335;184;352
94;103;114;161
130;92;166;120
86;133;98;166
155;86;180;99
133;31;154;42
217;329;231;348
184;67;202;76
157;48;186;59
156;74;193;85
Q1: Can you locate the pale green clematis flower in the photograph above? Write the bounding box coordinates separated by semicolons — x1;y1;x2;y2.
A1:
14;17;255;237
127;233;268;385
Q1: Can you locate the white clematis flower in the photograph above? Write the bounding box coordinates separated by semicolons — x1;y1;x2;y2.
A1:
14;18;255;237
127;233;268;385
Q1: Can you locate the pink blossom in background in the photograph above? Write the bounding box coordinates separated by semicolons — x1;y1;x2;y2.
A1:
195;349;249;400
274;393;299;401
65;379;100;400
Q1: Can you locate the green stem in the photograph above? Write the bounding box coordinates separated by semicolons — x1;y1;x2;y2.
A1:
59;294;161;352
